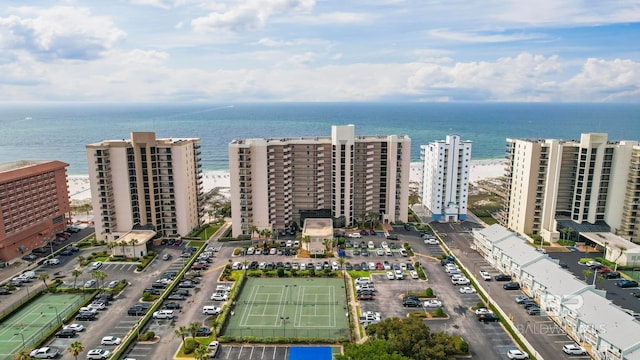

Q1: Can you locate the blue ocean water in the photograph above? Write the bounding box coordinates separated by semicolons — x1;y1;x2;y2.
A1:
0;102;638;175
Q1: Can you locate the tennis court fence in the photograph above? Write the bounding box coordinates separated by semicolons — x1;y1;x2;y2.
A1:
222;326;349;339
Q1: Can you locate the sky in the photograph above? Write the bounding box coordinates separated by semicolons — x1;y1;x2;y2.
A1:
1;0;639;103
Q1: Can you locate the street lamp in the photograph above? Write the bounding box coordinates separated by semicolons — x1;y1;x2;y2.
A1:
280;316;289;337
14;332;25;348
49;305;61;325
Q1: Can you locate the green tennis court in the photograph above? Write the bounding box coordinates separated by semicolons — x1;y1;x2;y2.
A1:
0;293;84;357
224;278;349;340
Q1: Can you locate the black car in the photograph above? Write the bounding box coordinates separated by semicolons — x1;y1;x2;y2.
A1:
60;249;73;256
494;274;512;281
503;282;520;290
69;246;80;252
163;302;182;309
386;235;398;240
603;271;621;279
178;281;195;288
167;294;186;301
173;289;190;296
403;299;421;307
478;313;500;322
356;289;375;296
76;313;96;321
96;293;113;301
195;327;212;337
127;308;146;316
0;288;11;295
358;294;374;301
152;281;167;289
55;329;77;338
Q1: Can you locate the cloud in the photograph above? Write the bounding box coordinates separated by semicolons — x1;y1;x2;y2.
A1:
563;58;640;102
191;0;315;33
283;11;373;25
427;28;548;43
255;37;294;47
0;6;126;60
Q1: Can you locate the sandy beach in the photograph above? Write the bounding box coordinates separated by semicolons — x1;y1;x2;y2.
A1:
68;159;506;202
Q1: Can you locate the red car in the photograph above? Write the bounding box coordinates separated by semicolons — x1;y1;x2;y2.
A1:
357;294;374;301
597;267;612;274
376;262;384;270
369;229;376;235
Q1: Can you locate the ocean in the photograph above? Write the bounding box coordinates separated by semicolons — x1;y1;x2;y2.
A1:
0;102;638;175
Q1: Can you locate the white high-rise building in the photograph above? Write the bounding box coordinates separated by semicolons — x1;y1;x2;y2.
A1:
499;133;640;243
228;125;411;237
86;132;203;241
420;134;472;222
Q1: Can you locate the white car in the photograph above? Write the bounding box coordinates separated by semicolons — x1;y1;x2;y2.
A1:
459;286;477;294
368;241;375;249
269;248;277;255
410;270;419;279
348;233;362;238
386;271;395;280
394;269;404;279
30;347;59;359
355;277;371;285
356;284;375;292
424;238;438;245
400;263;407;271
87;349;111;359
479;271;492;281
90;261;103;270
376;248;385;256
299;263;307;270
475;308;493;315
255;248;263;255
451;277;470;285
332;261;339;270
63;323;85;332
424;299;442;308
232;262;243;270
211;293;229;301
506;349;529;359
562;344;586;355
203;306;222;315
286;240;293;247
79;307;97;315
216;284;232;292
381;241;389;249
88;302;106;310
246;247;255;255
100;336;122;345
152;310;174;319
258;262;266;270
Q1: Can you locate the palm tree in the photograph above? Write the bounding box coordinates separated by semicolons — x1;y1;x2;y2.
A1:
174;326;188;346
12;349;31;360
106;241;117;255
91;270;108;290
76;255;85;267
583;269;593;283
38;273;50;288
67;341;84;360
613;246;627;271
119;240;127;256
211;318;219;341
248;224;258;239
368;211;380;229
188;322;201;341
322;238;331;253
71;269;82;289
194;344;209;360
302;235;311;251
128;238;139;258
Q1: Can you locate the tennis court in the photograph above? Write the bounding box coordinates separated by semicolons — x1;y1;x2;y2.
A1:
0;293;84;357
224;278;349;340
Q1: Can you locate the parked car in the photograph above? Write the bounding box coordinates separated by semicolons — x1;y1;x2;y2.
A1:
152;310;174;319
30;347;60;359
526;307;541;315
515;295;532;304
616;280;639;288
459;287;477;294
101;336;122;345
127;307;147;316
503;282;521;290
402;298;421;307
603;271;621;279
163;302;182;310
357;294;374;301
195;327;212;337
63;323;85;332
84;279;97;288
86;349;111;359
424;299;442;308
478;313;500;322
55;329;77;338
479;271;492;281
506;349;529;359
203;306;222;315
90;261;103;270
494;274;512;281
562;344;586;355
410;270;419;279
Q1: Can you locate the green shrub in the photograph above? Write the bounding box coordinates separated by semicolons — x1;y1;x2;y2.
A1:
425;288;434;298
277;268;285;277
432;307;445;317
233;248;242;256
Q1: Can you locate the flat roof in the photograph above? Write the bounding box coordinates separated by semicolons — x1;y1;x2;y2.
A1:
582;232;640;254
474;224;515;244
302;218;333;254
495;236;545;266
522;257;589;295
576;290;640;351
112;230;155;245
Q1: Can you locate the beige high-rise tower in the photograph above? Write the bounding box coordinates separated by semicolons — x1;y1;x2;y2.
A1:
228;125;411;237
499;133;640;243
86;132;203;241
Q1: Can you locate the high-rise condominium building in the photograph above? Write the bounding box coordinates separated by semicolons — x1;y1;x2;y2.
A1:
420;134;472;222
499;133;640;243
0;160;70;262
228;125;411;237
86;132;203;241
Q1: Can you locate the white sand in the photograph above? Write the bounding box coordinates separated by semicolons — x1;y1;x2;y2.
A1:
68;159;506;202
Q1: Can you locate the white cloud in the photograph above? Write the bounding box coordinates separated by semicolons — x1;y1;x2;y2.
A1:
0;6;126;60
427;28;548;43
191;0;315;33
255;37;294;47
563;58;640;102
282;11;373;25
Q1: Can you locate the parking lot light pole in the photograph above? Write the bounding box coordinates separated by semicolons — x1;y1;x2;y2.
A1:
49;305;61;325
280;316;289;337
14;332;25;348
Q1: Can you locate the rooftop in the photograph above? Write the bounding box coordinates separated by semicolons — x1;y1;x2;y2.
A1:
522;257;590;295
